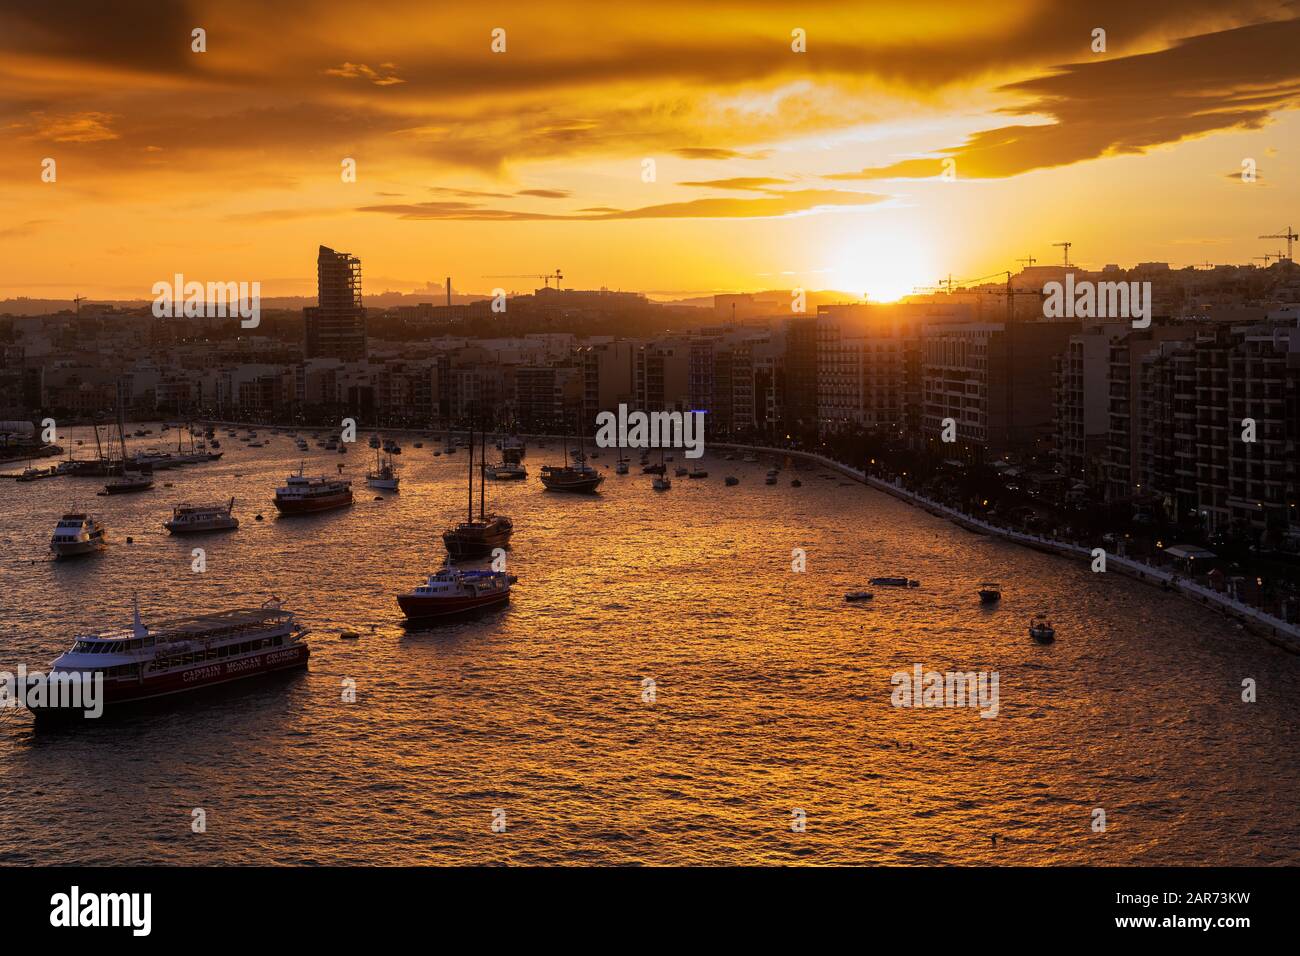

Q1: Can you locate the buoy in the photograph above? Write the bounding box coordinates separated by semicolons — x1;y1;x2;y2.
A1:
126;536;133;544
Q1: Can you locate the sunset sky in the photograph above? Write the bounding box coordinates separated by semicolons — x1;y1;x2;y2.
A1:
3;1;1300;301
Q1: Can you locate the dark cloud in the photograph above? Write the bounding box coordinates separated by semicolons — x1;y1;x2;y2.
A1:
358;189;884;221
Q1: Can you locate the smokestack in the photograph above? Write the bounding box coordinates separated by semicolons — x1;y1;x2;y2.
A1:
446;277;451;307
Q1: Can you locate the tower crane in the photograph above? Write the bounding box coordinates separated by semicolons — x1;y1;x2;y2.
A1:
1052;241;1072;268
481;268;564;290
1258;226;1297;262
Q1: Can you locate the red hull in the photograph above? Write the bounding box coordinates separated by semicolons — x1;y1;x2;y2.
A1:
273;491;352;514
397;591;510;619
31;645;309;718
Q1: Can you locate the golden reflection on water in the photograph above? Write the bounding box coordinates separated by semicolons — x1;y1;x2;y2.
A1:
1;426;1298;864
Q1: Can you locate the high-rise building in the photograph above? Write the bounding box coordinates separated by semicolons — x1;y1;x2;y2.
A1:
304;245;367;360
921;319;1080;459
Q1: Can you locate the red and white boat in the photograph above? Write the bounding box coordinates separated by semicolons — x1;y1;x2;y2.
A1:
396;567;515;620
273;464;353;514
26;599;310;721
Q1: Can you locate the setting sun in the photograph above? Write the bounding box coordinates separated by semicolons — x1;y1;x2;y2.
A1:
824;229;936;302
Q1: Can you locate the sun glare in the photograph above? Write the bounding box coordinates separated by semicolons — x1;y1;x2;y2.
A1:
825;230;934;302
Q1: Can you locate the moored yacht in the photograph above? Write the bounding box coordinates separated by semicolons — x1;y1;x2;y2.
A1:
366;450;400;490
1030;614;1056;644
501;436;525;463
540;460;604;492
485;461;527;480
273;465;353;514
540;432;604;493
50;513;107;559
26;598;309;720
164;498;239;534
397;567;514;620
104;468;154;494
444;424;513;557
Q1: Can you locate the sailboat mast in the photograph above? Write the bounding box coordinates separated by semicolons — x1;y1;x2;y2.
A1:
116;379;128;470
467;419;474;525
479;421;486;519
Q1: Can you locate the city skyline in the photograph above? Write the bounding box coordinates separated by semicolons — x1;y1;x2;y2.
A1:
4;2;1300;300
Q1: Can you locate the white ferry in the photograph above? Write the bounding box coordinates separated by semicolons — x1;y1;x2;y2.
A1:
164;497;239;534
50;513;108;559
26;599;310;720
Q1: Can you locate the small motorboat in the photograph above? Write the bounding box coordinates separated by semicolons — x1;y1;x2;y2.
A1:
765;468;778;485
844;591;874;602
869;576;920;588
652;476;672;491
725;476;739;486
674;466;688;477
979;582;1002;603
790;478;802;487
104;469;154;494
615;459;629;475
1030;615;1056;644
688;467;707;479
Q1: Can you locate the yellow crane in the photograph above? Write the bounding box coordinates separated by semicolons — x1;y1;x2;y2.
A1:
481;269;564;290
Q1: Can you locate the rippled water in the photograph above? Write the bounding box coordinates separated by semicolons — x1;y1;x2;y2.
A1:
1;425;1298;865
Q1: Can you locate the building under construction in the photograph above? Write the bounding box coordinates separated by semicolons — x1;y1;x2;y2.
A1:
304;245;367;360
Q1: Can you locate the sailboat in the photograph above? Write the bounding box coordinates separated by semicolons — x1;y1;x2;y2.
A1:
539;422;604;493
103;383;154;494
485;432;527;480
443;420;514;558
366;447;400;490
651;445;671;490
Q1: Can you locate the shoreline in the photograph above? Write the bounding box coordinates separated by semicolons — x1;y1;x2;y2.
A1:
191;419;1300;651
706;440;1300;654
